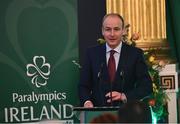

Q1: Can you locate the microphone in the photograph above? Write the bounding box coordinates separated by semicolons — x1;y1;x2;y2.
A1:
98;63;104;79
120;70;124;77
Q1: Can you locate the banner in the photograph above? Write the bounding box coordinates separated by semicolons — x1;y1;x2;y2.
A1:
0;0;79;123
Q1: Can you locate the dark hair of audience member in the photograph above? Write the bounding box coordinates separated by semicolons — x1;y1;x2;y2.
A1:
118;100;152;123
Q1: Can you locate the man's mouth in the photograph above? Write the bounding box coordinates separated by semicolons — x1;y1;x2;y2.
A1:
109;39;116;41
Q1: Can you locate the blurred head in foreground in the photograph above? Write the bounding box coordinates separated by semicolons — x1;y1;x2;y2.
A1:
118;100;152;123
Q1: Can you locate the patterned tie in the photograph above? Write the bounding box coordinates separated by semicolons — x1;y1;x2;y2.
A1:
108;50;116;82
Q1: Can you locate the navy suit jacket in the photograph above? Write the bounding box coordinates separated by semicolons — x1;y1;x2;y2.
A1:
78;42;152;107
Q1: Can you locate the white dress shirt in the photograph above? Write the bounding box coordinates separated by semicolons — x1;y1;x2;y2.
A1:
106;42;122;70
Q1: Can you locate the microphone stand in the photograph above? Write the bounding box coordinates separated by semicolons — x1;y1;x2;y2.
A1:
98;63;105;106
110;81;113;106
120;70;124;92
120;70;126;104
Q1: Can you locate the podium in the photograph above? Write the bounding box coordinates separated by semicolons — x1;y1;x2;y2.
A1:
73;106;119;123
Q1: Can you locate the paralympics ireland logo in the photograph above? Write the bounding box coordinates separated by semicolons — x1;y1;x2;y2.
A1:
26;56;50;88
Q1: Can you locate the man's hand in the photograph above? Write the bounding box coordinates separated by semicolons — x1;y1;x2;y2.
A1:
84;100;94;108
105;91;126;103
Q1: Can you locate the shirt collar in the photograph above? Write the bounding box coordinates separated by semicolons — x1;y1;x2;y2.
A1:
106;42;122;54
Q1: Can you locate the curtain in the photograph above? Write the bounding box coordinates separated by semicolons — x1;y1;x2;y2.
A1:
166;0;180;67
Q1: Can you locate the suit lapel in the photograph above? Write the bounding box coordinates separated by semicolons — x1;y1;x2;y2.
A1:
99;44;109;82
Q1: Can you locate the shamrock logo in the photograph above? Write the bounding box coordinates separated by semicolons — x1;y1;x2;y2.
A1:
26;56;50;88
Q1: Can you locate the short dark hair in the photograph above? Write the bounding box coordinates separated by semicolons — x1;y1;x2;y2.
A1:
102;13;124;28
118;100;152;123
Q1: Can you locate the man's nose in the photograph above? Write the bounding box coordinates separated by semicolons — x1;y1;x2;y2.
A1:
110;30;114;36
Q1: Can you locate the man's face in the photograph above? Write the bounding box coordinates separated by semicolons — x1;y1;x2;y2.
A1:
102;16;124;49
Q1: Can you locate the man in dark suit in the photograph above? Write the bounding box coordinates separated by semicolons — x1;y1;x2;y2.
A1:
78;13;152;107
